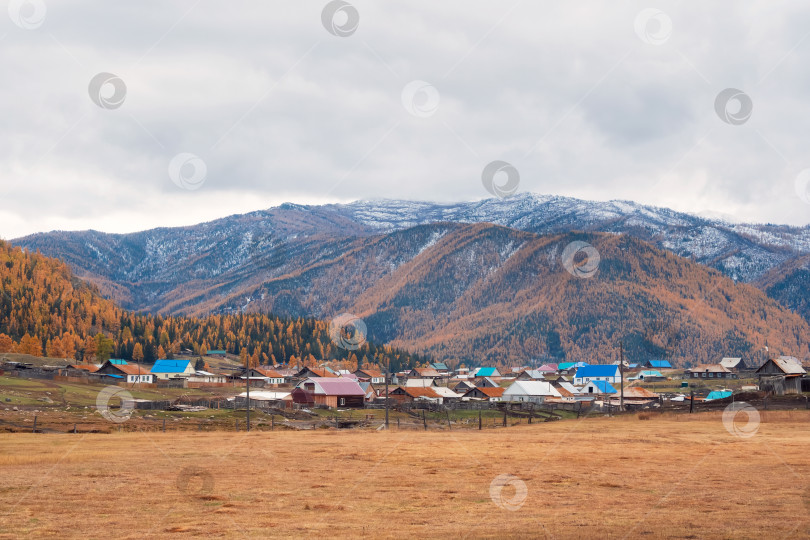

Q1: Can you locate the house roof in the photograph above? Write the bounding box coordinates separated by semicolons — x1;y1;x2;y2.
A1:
430;362;449;371
503;381;561;398
688;364;730;373
110;363;150;376
474;367;499;377
430;387;461;398
518;369;545;379
554;382;579;396
621;386;659;399
252;368;284;378
405;378;437;387
466;386;504;398
574;365;619;379
108;359;128;365
300;377;365;396
647;360;672;368
719;357;743;368
299;367;338;378
587;380;617;394
757;357;806;375
637;370;664;378
705;390;733;401
537;364;558;372
207;350;227;355
397;386;442;399
68;364;98;372
411;367;441;377
355;368;383;378
151;359;192;373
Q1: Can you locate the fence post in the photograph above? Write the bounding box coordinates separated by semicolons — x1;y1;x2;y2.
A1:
446;410;451;430
162;418;166;432
689;391;694;414
502;410;507;427
32;416;37;433
271;415;275;431
236;419;239;432
479;409;482;430
397;416;400;429
422;410;427;431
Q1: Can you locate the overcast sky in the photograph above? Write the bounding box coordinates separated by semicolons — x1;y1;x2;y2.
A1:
2;0;810;239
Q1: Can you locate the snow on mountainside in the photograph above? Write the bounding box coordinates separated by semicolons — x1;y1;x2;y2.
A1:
11;192;810;324
326;193;810;283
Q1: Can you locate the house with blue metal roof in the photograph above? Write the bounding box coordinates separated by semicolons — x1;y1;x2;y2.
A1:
582;380;617;395
573;364;620;385
473;367;501;378
150;359;195;380
644;360;673;369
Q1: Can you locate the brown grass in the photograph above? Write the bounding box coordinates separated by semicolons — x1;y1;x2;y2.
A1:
1;411;810;538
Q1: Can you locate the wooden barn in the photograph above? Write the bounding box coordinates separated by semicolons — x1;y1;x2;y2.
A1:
294;377;365;408
756;357;806;395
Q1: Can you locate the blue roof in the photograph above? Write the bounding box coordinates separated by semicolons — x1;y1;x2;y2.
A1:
705;390;732;401
588;380;617;394
105;374;124;379
559;362;588;370
109;359;128;365
638;370;664;378
431;362;449;370
476;367;497;377
628;363;639;368
150;359;191;373
575;365;619;379
648;360;672;368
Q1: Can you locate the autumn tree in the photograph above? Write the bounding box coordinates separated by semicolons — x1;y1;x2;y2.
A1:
132;343;144;362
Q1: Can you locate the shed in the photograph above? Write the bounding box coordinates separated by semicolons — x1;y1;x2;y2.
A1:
296;377;365;408
502;381;561;403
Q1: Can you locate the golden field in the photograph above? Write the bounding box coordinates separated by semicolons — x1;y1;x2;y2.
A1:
1;411;810;539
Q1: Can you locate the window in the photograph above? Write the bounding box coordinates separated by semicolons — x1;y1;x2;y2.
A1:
339;398;345;406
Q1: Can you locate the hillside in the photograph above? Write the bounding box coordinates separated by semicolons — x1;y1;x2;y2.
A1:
210;223;809;367
15;194;810;325
0;241;426;371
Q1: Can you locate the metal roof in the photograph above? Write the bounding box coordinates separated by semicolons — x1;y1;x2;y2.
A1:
503;381;562;398
300;377;365;396
647;360;672;368
586;380;617;394
150;359;191;373
574;365;619;379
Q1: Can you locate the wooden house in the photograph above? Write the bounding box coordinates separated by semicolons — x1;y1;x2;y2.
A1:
755;357;806;395
294;377;365;408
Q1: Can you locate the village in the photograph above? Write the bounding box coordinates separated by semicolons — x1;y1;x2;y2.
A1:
2;351;808;432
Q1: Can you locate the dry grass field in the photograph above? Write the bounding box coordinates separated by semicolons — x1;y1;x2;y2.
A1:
1;411;810;539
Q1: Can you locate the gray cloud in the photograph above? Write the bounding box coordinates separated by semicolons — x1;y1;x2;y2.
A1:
2;0;810;239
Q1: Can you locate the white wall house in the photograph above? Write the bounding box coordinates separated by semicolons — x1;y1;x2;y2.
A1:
573;365;621;385
502;381;562;403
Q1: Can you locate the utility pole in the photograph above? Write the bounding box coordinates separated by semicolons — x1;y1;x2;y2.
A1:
619;341;624;411
385;360;390;429
246;363;251;432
